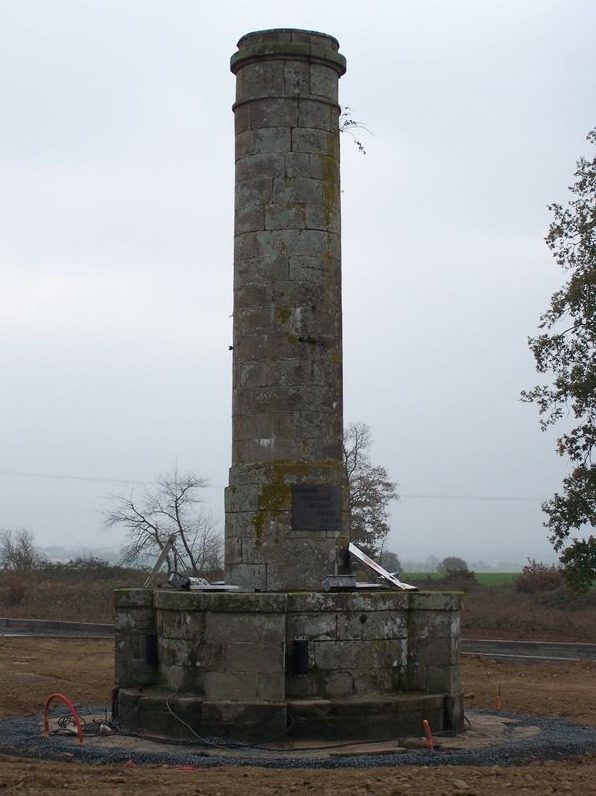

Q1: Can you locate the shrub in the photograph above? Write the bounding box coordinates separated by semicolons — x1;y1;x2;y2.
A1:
442;569;477;592
514;559;564;593
0;573;29;607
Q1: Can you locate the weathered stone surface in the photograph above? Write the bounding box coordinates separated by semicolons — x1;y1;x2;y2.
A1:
155;590;286;613
115;587;464;739
427;663;462;694
310;64;340;102
204;610;286;642
114;588;154;609
335;610;408;641
287;611;337;640
201;700;287;741
227;30;347;592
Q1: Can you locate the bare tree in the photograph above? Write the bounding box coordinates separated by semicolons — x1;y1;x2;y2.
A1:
103;467;222;577
0;529;46;571
343;422;399;556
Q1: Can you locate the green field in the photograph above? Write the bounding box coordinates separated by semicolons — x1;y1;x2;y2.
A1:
404;572;518;587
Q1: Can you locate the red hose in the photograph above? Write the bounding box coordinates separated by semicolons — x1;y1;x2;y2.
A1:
43;693;84;744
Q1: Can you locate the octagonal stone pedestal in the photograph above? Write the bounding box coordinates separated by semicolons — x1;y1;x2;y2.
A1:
113;588;463;743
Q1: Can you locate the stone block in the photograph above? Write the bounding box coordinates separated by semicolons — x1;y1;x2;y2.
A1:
306;201;340;234
280;227;329;257
285;675;319;699
226;562;266;591
286;694;444;742
409;609;458;640
114;607;155;634
286;612;337;641
235;204;265;235
114;588;154;609
156;609;205;639
235;254;289;286
249;97;299;128
351;664;404;695
298;98;335;132
313;638;405;671
239;59;285;100
284;151;312;177
265;201;306;230
154;590;286;614
115;689;204;741
284;61;310;95
409;592;463;612
204;670;259;701
310;63;340;102
287;254;325;281
291;127;332;155
427;664;462;694
257;672;285;701
272;176;323;205
236;152;285;182
308;153;338;181
252;127;292;155
236;177;274;207
234;129;253;159
224;483;261;513
234;103;250;135
201;700;287;742
322;671;356;697
335;610;408;641
253;229;284;258
233;231;256;260
159;663;205;692
157;636;202;668
408;635;460;666
201;641;225;670
115;654;158;689
205;611;286;643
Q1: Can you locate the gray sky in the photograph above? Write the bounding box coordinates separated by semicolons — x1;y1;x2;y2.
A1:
1;0;594;567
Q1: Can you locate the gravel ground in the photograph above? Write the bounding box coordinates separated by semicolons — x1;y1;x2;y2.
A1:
1;704;594;770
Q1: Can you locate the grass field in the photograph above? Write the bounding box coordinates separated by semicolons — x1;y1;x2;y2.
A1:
405;571;518;587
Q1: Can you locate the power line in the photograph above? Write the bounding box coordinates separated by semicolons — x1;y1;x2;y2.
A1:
401;493;543;503
0;470;150;486
0;470;543;502
0;469;223;489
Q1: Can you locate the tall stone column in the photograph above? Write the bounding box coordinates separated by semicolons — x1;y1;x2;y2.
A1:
225;29;348;592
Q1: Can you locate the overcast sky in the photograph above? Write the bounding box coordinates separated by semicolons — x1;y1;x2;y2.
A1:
1;0;595;567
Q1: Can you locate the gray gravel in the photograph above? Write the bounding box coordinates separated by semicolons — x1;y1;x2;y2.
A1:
0;706;594;769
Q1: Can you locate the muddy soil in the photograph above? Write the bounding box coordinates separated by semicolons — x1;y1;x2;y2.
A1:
0;637;594;795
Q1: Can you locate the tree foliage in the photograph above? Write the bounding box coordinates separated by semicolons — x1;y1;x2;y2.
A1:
0;528;46;571
343;421;399;556
522;129;596;590
378;550;401;574
436;556;469;576
103;467;223;577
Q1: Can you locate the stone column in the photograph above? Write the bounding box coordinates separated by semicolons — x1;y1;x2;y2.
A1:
225;29;348;591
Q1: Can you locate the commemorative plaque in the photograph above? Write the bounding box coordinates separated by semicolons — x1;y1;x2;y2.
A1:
292;485;343;531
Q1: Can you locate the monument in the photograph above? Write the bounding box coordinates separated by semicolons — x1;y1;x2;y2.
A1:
113;29;464;744
225;29;348;592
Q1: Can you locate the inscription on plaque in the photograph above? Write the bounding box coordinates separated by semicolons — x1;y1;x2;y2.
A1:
292;486;342;531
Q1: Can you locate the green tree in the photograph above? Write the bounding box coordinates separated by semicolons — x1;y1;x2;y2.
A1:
522;128;596;590
378;550;402;573
343;421;399;556
103;467;223;577
436;556;469;576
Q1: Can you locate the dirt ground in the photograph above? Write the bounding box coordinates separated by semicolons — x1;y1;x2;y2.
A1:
0;638;594;795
